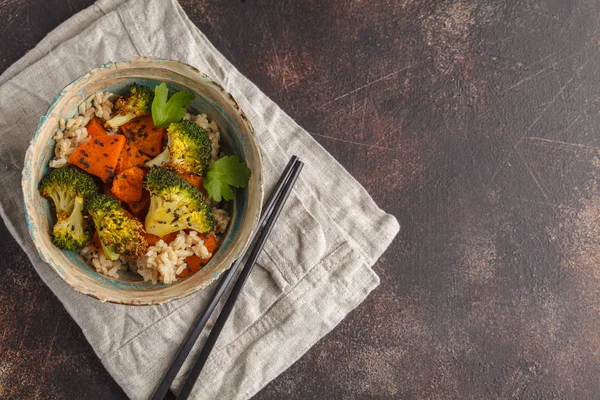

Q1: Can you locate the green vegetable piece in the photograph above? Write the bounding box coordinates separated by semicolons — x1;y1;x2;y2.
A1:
38;166;98;251
86;193;148;260
146;120;212;175
203;156;251;202
100;209;148;259
143;166;214;236
151;83;195;128
51;196;93;251
86;194;121;260
106;83;154;128
38;166;98;217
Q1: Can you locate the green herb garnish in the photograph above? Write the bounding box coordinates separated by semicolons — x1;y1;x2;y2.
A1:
203;156;251;202
151;83;195;128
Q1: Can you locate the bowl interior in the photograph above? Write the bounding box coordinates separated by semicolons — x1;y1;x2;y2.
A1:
23;58;263;305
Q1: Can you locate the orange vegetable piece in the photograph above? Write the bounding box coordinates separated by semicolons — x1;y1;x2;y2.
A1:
89;231;101;252
86;117;108;138
142;231;180;248
200;233;218;255
68;134;126;182
178;255;205;278
121;115;165;157
160;231;179;244
117;142;150;173
178;172;208;197
182;231;218;256
179;172;202;188
143;232;160;246
101;181;113;195
175;234;218;277
125;189;150;219
111;167;144;203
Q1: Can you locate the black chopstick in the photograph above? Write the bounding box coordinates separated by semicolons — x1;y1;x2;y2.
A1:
151;156;301;400
175;159;303;400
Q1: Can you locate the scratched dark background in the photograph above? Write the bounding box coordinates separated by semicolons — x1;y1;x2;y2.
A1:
2;0;600;398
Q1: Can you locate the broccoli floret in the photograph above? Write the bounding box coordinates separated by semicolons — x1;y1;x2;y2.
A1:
100;209;148;259
143;166;214;236
147;120;212;175
52;196;93;251
86;194;121;259
39;166;98;217
86;193;148;260
85;193;120;221
38;166;98;251
106;83;154;128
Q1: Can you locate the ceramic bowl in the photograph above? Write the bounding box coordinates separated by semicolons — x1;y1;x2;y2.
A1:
22;57;263;305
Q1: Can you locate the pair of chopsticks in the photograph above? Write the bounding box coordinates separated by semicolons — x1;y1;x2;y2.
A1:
152;156;304;400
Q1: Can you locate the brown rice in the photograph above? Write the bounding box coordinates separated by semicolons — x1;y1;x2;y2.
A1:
134;230;211;284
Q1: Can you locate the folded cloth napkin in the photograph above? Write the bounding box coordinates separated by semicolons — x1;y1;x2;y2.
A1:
0;0;399;398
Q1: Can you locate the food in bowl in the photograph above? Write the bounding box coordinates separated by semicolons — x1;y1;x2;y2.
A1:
38;81;251;285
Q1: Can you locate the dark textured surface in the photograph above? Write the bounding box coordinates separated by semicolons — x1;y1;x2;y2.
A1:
2;0;600;398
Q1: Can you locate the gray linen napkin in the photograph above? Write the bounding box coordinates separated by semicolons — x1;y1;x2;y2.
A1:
0;0;399;398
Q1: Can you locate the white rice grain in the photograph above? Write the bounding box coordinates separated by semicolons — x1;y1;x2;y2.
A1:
49;158;67;168
50;90;114;168
212;208;231;234
82;246;128;278
135;230;211;284
193;113;220;160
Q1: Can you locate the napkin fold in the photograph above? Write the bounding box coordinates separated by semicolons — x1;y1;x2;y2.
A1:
0;0;399;398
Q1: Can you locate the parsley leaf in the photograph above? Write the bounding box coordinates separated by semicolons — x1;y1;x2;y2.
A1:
203;156;252;202
151;83;195;128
